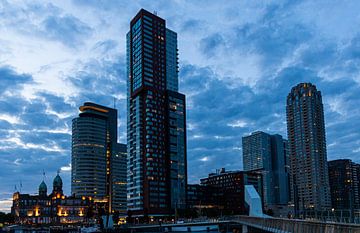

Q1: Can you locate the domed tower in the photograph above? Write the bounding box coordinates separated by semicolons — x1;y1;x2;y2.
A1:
39;181;47;197
52;172;63;196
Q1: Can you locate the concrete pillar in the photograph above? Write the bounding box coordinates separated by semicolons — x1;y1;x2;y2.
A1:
242;225;248;233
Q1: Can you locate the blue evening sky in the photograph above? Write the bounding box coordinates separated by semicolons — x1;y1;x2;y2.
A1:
1;0;360;212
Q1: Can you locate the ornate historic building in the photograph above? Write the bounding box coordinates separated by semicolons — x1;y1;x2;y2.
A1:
12;173;93;225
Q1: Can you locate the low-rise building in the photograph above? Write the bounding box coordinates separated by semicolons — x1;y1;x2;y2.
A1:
187;168;263;215
328;159;360;210
12;173;93;225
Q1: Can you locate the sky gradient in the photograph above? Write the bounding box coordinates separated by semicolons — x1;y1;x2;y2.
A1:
1;0;360;212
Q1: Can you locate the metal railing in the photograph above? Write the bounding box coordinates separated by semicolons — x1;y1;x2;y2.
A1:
227;215;360;233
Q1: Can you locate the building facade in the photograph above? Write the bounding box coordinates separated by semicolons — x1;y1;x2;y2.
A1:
328;159;360;210
286;83;331;211
166;90;187;210
189;168;263;215
71;102;126;214
111;143;127;215
127;9;187;217
242;132;290;208
12;174;93;225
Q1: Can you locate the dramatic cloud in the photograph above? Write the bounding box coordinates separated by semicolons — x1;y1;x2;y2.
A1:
0;66;33;94
1;0;360;212
42;14;92;47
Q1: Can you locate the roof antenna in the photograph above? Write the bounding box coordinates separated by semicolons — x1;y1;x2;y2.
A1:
113;97;116;109
19;180;22;193
42;169;46;181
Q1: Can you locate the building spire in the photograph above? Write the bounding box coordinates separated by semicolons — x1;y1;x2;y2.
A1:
43;169;46;181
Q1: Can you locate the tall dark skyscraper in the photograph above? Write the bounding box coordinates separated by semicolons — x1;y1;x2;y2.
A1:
328;159;360;210
286;83;331;211
71;102;127;214
242;131;290;208
127;9;187;217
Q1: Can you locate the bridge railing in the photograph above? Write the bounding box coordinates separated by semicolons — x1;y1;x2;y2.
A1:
226;215;360;233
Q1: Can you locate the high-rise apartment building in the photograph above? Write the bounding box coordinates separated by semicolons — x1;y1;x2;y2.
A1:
328;159;360;210
71;102;127;213
286;83;331;211
127;9;187;216
242;131;290;208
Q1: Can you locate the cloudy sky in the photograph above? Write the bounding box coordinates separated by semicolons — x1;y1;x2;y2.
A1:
1;0;360;212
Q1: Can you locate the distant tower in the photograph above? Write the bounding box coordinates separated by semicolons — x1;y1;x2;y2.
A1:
39;171;47;197
242;131;290;208
39;181;47;197
52;172;63;196
286;83;331;211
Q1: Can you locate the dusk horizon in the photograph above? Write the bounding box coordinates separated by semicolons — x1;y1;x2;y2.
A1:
1;0;360;214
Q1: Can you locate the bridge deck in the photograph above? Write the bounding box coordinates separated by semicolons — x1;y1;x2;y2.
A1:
229;216;360;233
128;216;360;233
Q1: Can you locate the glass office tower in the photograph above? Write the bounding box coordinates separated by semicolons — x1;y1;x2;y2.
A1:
242;131;290;208
127;9;187;217
286;83;331;211
71;102;126;213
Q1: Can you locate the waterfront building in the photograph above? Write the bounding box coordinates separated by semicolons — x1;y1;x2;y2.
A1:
242;132;290;208
127;9;187;217
12;174;93;225
186;184;222;210
187;168;263;215
328;159;360;210
286;83;331;211
71;102;126;213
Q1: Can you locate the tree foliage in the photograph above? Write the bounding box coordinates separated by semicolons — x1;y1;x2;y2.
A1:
0;212;14;224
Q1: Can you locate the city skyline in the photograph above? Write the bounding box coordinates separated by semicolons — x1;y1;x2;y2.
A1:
1;1;360;213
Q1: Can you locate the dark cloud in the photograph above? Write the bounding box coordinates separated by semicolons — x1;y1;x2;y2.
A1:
71;0;128;11
42;15;92;47
67;56;128;141
0;147;70;198
0;96;28;115
347;34;360;59
92;40;118;54
0;68;74;198
181;61;360;183
37;92;73;113
180;19;205;33
0;66;33;94
199;33;224;58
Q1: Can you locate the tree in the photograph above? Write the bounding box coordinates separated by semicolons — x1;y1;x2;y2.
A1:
0;212;14;224
126;210;134;224
112;211;119;225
